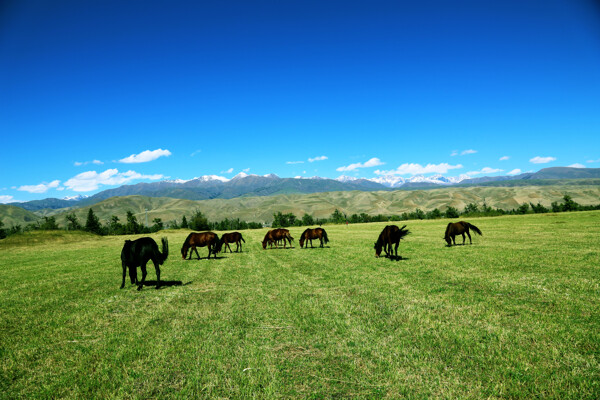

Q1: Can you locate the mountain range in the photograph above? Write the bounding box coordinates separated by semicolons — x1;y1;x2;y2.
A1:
8;167;600;212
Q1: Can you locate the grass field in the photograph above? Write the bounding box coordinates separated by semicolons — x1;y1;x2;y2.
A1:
1;211;599;398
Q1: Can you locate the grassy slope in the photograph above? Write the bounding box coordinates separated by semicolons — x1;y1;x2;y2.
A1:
1;211;599;398
10;183;600;228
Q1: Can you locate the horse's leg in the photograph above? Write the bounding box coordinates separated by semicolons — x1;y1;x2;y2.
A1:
451;235;456;246
467;231;472;244
394;242;399;257
120;262;127;289
138;262;147;291
461;233;466;245
194;247;201;260
320;237;323;248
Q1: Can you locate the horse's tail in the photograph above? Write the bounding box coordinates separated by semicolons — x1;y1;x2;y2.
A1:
398;225;410;240
240;235;245;243
159;237;169;265
322;229;329;244
467;223;482;236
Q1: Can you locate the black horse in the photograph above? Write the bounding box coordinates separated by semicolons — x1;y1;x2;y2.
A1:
374;225;410;258
121;237;169;290
444;221;482;246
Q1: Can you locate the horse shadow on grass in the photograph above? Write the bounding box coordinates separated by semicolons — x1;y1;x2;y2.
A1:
386;255;409;262
139;280;191;288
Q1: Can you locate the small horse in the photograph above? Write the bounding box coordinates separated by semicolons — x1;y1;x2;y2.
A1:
444;221;482;246
262;228;294;249
121;237;168;290
181;231;220;259
374;225;410;258
220;232;246;253
299;227;329;248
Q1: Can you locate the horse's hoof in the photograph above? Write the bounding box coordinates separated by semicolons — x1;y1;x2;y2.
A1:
137;285;143;291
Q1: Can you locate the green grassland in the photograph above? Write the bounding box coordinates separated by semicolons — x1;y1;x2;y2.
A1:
4;183;600;228
1;211;599;398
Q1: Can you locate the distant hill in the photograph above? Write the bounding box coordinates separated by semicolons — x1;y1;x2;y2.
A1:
5;183;598;229
0;204;41;227
7;167;600;213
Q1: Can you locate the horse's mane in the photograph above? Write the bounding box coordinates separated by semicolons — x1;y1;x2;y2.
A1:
444;223;452;237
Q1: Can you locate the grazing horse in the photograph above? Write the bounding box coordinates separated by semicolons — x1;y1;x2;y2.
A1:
444;221;482;246
299;227;329;248
262;228;294;249
181;231;220;259
220;232;246;253
121;237;168;290
374;225;410;258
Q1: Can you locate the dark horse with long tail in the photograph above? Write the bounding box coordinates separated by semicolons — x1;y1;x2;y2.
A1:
444;221;482;246
374;225;410;258
121;237;168;290
181;231;220;259
299;227;329;248
219;232;246;253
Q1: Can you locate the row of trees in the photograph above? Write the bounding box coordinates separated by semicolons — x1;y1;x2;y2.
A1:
270;195;600;228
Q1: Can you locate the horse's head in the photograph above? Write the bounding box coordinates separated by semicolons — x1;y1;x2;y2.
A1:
262;240;267;250
299;238;305;248
181;245;188;259
214;238;223;253
444;235;452;247
128;265;137;285
374;241;382;257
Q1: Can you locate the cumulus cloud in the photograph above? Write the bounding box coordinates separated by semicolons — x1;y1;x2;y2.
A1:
499;156;510;161
0;195;15;204
119;149;172;164
530;156;556;164
466;167;503;176
336;157;384;172
569;163;586;168
18;180;61;194
286;161;304;165
308;156;328;162
508;169;522;175
64;169;164;192
374;162;463;176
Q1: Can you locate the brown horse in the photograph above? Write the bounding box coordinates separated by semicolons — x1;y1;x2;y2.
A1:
444;221;482;246
181;231;220;259
262;228;294;249
299;227;329;248
220;232;246;253
374;225;410;258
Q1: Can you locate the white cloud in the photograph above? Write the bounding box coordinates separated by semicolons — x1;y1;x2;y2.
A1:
243;168;250;173
530;156;556;164
308;156;328;162
499;156;510;161
336;157;384;172
286;161;304;164
75;160;103;166
586;159;600;163
190;149;201;157
64;169;164;192
569;163;586;168
466;167;503;176
374;162;463;176
221;168;234;173
0;195;15;204
451;149;476;156
508;169;522;175
18;180;61;194
119;149;172;164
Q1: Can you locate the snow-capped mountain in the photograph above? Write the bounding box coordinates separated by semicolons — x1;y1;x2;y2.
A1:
62;194;89;201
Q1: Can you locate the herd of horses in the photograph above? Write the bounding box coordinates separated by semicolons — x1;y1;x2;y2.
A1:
120;221;482;290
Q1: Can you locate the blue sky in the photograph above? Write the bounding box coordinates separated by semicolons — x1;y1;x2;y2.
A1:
1;0;600;202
